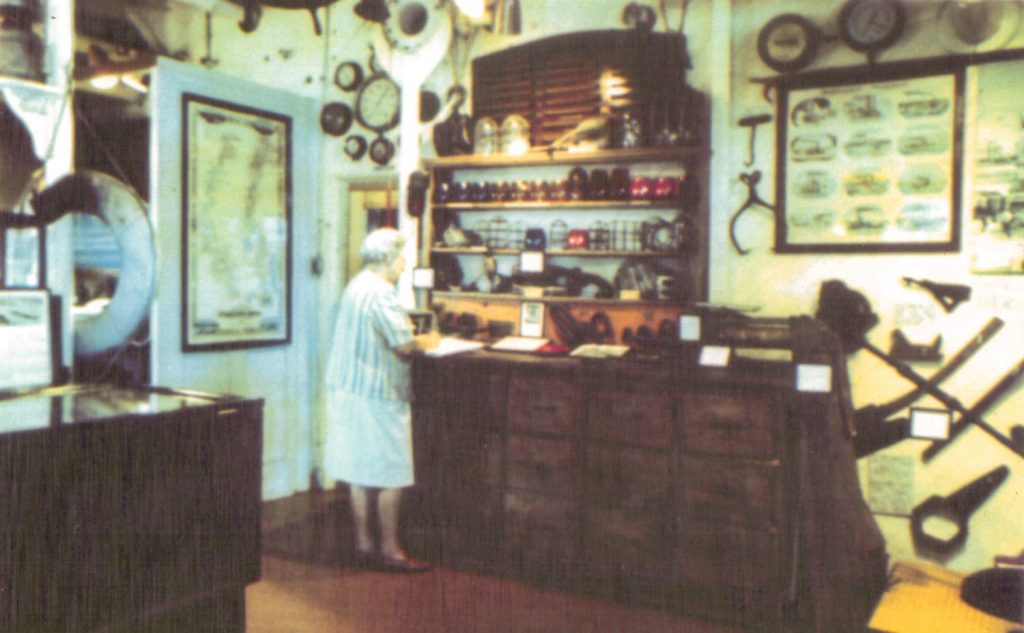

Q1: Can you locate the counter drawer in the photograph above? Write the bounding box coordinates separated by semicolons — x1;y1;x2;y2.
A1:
588;389;673;447
502;490;579;583
506;434;579;494
507;372;581;435
677;387;781;458
675;524;788;624
678;456;781;528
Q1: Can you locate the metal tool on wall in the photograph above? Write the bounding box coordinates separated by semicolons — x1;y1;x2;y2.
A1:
738;113;772;167
921;355;1024;462
902;277;972;313
728;170;776;255
852;317;1003;458
817;280;1024;460
910;465;1008;558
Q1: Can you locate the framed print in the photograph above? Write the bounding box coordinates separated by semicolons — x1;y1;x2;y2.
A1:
965;56;1024;274
181;94;292;351
775;63;964;253
0;289;55;389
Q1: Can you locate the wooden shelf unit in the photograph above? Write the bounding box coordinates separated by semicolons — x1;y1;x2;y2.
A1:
422;147;710;341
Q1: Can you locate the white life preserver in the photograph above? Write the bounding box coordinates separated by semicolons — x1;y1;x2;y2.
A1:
69;171;156;357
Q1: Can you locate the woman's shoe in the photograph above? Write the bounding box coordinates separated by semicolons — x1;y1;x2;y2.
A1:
378;554;432;573
352;549;378;569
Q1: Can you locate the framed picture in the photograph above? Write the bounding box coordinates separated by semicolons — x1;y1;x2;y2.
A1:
775;63;964;253
965;56;1024;274
0;289;55;389
181;93;292;351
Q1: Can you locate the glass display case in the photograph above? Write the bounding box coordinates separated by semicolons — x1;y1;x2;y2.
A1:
0;383;263;633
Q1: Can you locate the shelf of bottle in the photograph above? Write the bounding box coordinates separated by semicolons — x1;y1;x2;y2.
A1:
431;246;678;258
432;199;682;211
430;290;680;307
424;146;709;169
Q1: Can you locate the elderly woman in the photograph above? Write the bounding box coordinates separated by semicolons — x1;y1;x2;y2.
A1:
324;228;439;572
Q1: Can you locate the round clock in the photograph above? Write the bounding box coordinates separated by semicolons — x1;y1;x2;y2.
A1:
334;61;363;92
838;0;906;55
355;72;401;133
369;135;395;166
757;13;820;74
319;102;353;137
344;135;368;160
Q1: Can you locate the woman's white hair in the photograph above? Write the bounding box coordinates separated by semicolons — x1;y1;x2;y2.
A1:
360;228;405;266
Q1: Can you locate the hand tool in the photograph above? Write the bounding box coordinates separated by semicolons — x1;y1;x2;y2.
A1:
910;465;1009;556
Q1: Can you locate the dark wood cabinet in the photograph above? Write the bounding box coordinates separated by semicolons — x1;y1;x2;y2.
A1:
413;318;887;632
0;385;263;633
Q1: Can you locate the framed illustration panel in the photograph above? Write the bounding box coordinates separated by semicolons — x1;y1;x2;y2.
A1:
775;64;964;253
0;289;55;390
181;93;292;351
965;56;1024;274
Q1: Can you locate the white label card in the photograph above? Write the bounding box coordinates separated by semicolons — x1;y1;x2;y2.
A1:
796;364;832;393
679;315;701;341
699;345;730;367
910;408;951;440
412;267;434;289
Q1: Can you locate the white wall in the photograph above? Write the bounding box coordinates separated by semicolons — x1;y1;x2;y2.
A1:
142;0;1024;571
149;58;321;500
723;0;1024;573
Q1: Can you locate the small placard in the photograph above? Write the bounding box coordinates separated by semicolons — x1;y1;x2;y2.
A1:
412;267;434;289
910;407;951;440
619;289;642;300
796;364;832;393
520;251;545;274
699;345;731;367
679;315;701;341
519;301;545;338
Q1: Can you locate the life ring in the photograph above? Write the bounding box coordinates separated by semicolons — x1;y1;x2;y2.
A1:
32;171;156;357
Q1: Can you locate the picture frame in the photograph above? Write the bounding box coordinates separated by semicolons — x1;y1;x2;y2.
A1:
0;288;55;390
964;56;1024;274
775;63;964;253
181;93;292;351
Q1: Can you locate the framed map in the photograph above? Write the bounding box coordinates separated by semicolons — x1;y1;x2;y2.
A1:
775;63;964;253
181;94;292;351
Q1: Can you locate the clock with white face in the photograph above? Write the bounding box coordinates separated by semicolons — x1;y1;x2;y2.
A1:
839;0;906;55
355;73;400;133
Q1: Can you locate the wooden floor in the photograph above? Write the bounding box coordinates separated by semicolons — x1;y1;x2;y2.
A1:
245;488;742;633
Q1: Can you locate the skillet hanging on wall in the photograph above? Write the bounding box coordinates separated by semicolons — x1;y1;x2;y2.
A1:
319;102;353;136
757;13;821;73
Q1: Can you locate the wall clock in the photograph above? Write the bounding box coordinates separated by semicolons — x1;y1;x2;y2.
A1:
355;71;400;133
334;61;363;92
838;0;906;56
757;13;820;74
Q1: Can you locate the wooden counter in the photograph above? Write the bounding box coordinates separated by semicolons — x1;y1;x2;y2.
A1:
410;317;887;632
0;385;263;633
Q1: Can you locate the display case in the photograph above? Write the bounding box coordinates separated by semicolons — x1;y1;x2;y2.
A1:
0;384;263;633
422;147;709;343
